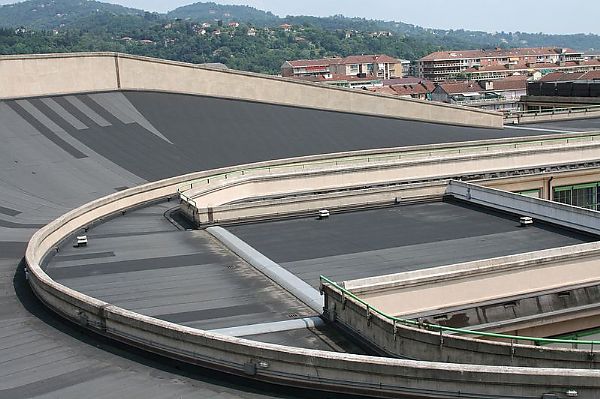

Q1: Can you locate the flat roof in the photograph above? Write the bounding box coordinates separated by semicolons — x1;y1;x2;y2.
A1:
227;200;593;287
0;88;592;399
45;203;314;332
524;118;600;132
43;202;364;354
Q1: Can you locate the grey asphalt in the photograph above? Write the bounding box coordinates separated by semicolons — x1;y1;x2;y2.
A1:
525;117;600;132
0;89;590;399
45;203;317;333
227;201;593;287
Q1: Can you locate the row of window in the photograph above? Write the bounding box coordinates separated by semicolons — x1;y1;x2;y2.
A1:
517;182;600;211
553;183;600;211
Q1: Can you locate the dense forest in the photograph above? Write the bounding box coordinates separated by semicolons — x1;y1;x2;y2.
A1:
0;0;598;75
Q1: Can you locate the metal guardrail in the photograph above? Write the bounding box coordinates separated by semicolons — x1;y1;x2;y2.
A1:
177;133;600;196
505;105;600;119
320;275;600;348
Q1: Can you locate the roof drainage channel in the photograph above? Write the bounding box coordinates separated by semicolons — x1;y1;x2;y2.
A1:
206;226;323;313
209;316;325;337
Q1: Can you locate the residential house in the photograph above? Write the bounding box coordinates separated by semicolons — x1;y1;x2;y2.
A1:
431;75;529;112
281;54;409;81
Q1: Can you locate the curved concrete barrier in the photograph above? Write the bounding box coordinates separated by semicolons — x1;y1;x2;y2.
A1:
181;133;600;226
25;154;600;398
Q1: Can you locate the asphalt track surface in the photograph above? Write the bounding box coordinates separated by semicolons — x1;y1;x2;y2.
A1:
1;90;598;399
228;200;592;287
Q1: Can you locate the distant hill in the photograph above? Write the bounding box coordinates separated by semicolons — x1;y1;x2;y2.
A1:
167;3;600;52
0;0;144;29
0;0;598;70
167;2;279;26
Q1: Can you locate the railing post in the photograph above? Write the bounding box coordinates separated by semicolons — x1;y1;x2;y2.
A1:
510;339;515;360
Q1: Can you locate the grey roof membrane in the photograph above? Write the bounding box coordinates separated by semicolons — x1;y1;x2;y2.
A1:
0;89;594;399
227;200;593;287
525;117;600;132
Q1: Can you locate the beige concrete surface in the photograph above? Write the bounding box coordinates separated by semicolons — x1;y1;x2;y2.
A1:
359;252;600;316
182;135;600;224
0;53;118;99
0;52;502;128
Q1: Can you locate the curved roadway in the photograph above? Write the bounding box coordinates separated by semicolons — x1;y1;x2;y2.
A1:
1;90;596;398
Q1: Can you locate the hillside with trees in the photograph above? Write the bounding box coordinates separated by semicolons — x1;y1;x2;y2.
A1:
0;0;143;29
0;0;598;75
167;2;279;26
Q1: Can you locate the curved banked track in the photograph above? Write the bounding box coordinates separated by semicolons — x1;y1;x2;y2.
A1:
24;158;600;398
1;89;598;399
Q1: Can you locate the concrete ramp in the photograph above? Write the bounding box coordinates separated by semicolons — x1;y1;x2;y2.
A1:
0;53;503;129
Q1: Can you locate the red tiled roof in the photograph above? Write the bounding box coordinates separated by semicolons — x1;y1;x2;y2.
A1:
368;87;398;95
487;76;528;91
436;76;527;94
540;70;600;82
383;77;424;85
390;82;433;96
420;47;579;62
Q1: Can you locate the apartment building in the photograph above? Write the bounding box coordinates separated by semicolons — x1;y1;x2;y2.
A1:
329;55;409;79
464;59;600;81
431;75;528;112
417;47;585;81
280;58;338;79
281;55;409;80
370;77;435;100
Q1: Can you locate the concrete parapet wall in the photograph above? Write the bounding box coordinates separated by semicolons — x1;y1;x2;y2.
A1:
0;52;502;128
448;180;600;235
323;283;600;371
182;136;600;225
346;241;600;318
24;153;600;398
197;182;445;225
0;53;118;99
508;109;600;124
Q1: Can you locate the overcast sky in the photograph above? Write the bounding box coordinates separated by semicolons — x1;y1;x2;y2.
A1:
1;0;597;35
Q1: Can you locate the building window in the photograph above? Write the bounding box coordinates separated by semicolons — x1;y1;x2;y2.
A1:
517;189;541;198
553;183;600;210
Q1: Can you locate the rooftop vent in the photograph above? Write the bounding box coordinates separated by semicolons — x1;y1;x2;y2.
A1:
76;235;88;247
318;209;330;219
520;216;533;227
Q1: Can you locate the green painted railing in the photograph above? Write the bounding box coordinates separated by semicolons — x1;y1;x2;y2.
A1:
320;275;600;348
